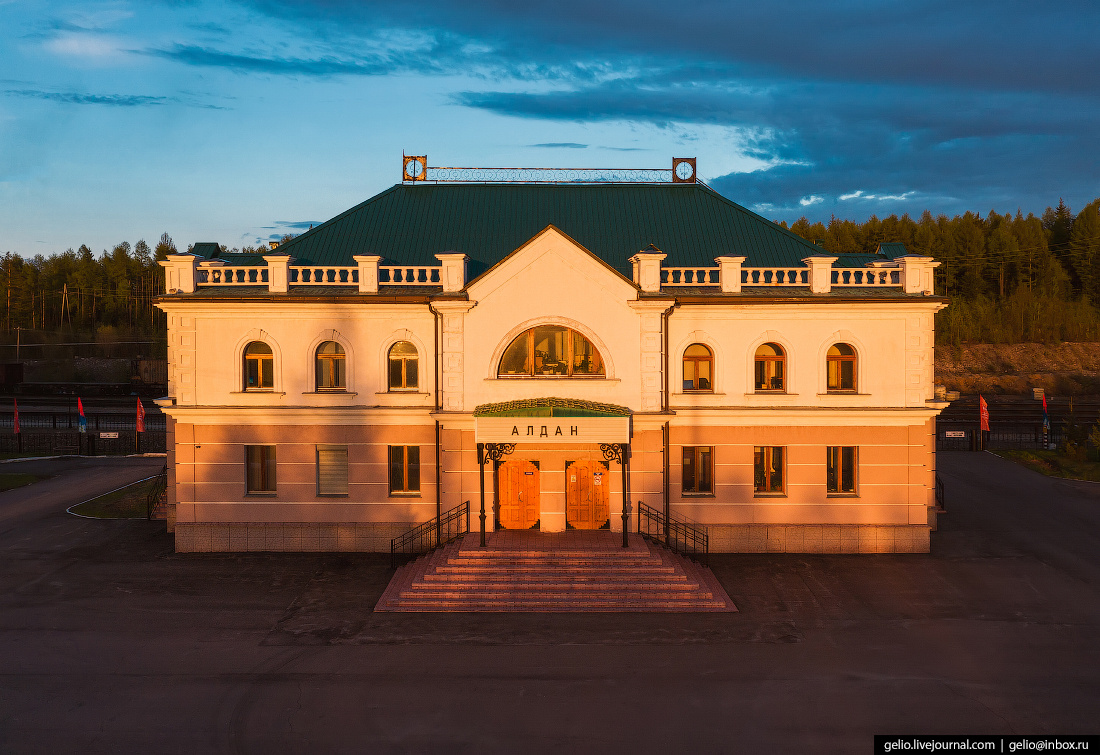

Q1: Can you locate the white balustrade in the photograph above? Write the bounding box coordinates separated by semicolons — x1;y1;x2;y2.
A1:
289;266;359;285
741;268;809;286
196;267;269;286
379;266;443;285
831;268;902;286
661;267;720;286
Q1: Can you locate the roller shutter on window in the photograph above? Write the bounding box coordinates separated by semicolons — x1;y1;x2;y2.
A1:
317;445;349;495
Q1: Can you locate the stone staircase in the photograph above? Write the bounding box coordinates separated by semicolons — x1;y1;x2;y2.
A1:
375;531;736;612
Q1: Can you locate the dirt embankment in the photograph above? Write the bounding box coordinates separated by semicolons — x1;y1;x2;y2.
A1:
936;342;1100;395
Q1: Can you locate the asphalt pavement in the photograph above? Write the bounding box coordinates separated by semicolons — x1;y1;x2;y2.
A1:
0;451;1097;754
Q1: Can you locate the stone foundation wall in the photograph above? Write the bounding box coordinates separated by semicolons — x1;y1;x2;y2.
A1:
175;522;411;553
707;524;930;553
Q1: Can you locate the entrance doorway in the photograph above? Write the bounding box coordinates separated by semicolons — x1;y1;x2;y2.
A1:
566;460;610;529
497;460;540;529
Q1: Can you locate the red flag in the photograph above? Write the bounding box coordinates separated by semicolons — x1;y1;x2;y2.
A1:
979;395;990;432
13;399;18;435
136;398;145;433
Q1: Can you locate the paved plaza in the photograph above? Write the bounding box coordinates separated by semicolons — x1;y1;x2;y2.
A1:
0;452;1098;753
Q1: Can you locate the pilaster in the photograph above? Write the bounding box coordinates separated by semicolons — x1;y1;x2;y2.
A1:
433;300;477;411
160;254;200;294
715;256;746;293
802;255;838;294
263;254;293;293
629;300;675;412
354;255;383;293
435;253;469;293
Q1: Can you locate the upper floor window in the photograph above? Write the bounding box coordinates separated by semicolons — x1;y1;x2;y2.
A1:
315;341;346;390
754;343;785;392
388;341;418;391
827;343;857;392
243;341;273;390
498;326;605;378
683;344;713;392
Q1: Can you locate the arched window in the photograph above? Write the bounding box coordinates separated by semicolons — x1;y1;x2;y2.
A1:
754;343;785;392
388;341;418;390
498;326;605;377
243;341;273;390
683;344;713;391
827;343;857;391
315;341;345;390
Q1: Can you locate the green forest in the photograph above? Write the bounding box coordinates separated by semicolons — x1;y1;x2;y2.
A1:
2;197;1100;352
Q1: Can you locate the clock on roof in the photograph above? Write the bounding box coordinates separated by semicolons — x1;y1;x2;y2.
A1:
403;155;427;182
672;157;696;183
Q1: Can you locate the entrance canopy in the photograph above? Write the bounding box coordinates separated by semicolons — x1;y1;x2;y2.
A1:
474;397;630;444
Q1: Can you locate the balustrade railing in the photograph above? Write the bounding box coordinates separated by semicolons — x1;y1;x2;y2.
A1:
288;266;358;285
197;267;269;285
379;266;443;285
637;502;709;565
741;267;809;286
391;501;470;568
661;267;720;286
831;268;901;286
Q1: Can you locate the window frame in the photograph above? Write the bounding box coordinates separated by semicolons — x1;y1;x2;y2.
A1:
753;445;785;496
826;343;857;393
316;444;349;497
387;341;419;392
497;326;606;378
826;446;858;495
681;445;714;496
315;341;346;392
388;445;421;496
754;343;786;393
243;341;274;391
682;343;714;392
245;444;276;495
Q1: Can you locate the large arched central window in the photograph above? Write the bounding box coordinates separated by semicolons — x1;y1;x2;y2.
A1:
498;326;605;377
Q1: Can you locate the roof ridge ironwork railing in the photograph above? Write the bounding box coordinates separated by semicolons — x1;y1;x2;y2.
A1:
288;265;359;285
422;167;674;184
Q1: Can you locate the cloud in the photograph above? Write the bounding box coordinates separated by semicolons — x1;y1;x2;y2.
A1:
799;195;823;206
530;142;587;149
4;89;170;107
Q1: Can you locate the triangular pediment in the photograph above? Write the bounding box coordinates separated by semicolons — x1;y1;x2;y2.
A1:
466;225;637;301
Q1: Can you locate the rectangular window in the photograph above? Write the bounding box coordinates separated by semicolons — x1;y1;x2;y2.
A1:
827;446;857;494
754;446;784;495
246;445;276;494
388;445;420;494
681;446;713;494
317;445;349;496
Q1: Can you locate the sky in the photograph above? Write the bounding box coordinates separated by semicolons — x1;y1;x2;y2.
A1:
2;0;1099;255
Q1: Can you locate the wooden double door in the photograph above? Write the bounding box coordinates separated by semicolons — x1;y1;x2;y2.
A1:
566;460;610;530
497;460;540;529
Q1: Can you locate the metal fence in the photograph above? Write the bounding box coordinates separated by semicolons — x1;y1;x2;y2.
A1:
0;411;166;455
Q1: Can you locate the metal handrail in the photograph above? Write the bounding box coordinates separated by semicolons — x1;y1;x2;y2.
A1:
146;464;168;519
936;475;945;512
637;501;709;565
390;501;470;569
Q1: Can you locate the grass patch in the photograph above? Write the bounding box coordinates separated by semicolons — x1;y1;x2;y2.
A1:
0;473;47;492
69;477;161;519
995;449;1100;482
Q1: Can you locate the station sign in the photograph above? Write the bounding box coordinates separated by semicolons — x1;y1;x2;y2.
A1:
944;431;966;438
475;416;629;444
99;432;120;439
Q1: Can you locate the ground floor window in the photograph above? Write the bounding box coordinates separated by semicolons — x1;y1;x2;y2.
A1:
317;445;349;496
682;446;713;494
754;446;784;494
246;445;276;494
388;445;420;494
827;446;857;494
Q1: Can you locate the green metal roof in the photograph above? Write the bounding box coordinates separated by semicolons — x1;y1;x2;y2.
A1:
474;397;631;417
198;183;878;277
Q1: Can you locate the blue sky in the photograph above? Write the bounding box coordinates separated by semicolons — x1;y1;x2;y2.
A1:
2;0;1098;254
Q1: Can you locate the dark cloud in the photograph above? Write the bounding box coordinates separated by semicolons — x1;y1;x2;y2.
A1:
140;44;431;77
264;220;322;230
530;142;587;149
4;89;170;107
228;0;1100;217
